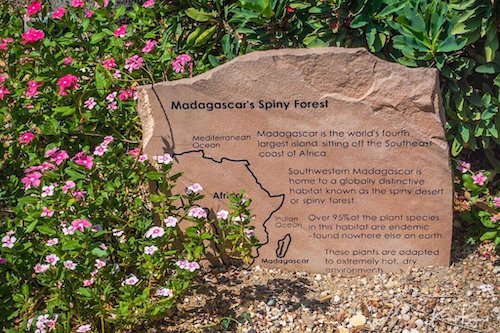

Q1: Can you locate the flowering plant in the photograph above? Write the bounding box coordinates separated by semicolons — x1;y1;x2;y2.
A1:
455;160;499;246
0;139;258;331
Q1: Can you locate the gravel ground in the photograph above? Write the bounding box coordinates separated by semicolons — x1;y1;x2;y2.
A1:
147;232;499;333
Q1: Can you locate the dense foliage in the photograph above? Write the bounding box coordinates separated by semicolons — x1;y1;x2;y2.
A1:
0;0;499;331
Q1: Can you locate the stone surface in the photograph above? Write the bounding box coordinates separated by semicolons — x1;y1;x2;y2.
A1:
138;47;453;274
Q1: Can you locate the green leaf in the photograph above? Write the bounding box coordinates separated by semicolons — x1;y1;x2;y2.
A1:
145;172;163;180
36;226;56;236
62;240;81;251
53;106;76;116
91;32;107;44
64;167;87;180
439;36;467;53
185;8;216;22
480;231;497;241
114;5;126;19
194;25;217;46
208;54;220;67
91;247;108;257
459;124;470;142
95;65;111;96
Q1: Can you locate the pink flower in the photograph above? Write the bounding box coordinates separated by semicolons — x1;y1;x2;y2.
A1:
45;254;60;266
0;37;13;51
71;0;85;8
493;197;500;208
456;160;471;173
71;219;92;232
145;226;165;239
156;288;173;297
52;7;66;19
138;154;148;162
83;278;95;287
106;91;117;102
63;57;73;65
76;324;92;333
34;263;50;273
172;54;192;73
72;189;86;200
41;207;54;217
472;172;487;186
74;152;94;170
102;58;116;70
142;0;155;8
21;28;45;44
46;238;59;246
124;40;133;48
84;97;96;110
94;259;106;269
2;235;16;248
491;214;499;223
144;245;158;255
41;184;55;197
187;183;203;193
113;70;122;79
26;80;42;98
85;10;94;18
142;40;157;53
62;225;76;235
216;210;229;220
0;85;10;99
27;1;42;17
50;150;69;165
93;145;107;156
119;89;134;101
0;257;6;265
0;74;6;82
45;318;57;330
188;207;207;219
21;171;43;189
128;147;141;156
123;275;139;286
103;136;114;144
153;153;173;164
244;228;254;237
19;132;35;144
45;147;59;158
114;25;127;38
176;259;200;272
107;101;117;110
57;74;79;96
62;180;76;194
164;216;178;227
124;55;144;72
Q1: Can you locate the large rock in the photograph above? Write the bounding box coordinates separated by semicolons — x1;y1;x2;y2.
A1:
138;47;453;274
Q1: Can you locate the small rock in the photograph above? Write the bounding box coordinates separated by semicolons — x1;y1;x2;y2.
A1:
336;327;349;333
415;319;424;328
348;314;366;327
401;303;411;315
333;295;341;303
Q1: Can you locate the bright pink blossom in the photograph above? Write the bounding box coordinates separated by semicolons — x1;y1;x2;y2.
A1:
57;74;79;96
113;70;122;79
19;132;35;144
76;324;92;333
114;25;127;38
142;40;157;53
0;74;6;82
472;172;487;186
21;28;45;44
83;278;95;287
34;263;50;273
107;101;117;110
492;214;500;223
103;135;114;144
106;91;117;102
0;85;10;99
172;54;192;73
0;37;13;51
64;260;77;270
128;147;141;156
456;160;471;173
45;254;60;266
27;1;42;17
124;55;144;72
62;180;76;194
143;0;155;8
119;89;135;101
84;97;96;110
123;275;139;285
52;7;66;19
102;58;116;69
72;189;86;200
45;147;59;158
94;259;106;269
138;154;148;162
0;257;6;265
21;171;42;189
74;152;94;170
93;145;107;156
50;150;69;165
71;0;85;8
71;219;92;232
63;57;73;65
188;207;207;219
156;288;173;297
493;197;500;208
26;80;42;98
85;10;94;18
41;207;54;217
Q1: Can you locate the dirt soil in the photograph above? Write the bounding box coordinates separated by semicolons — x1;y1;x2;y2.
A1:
146;229;499;333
